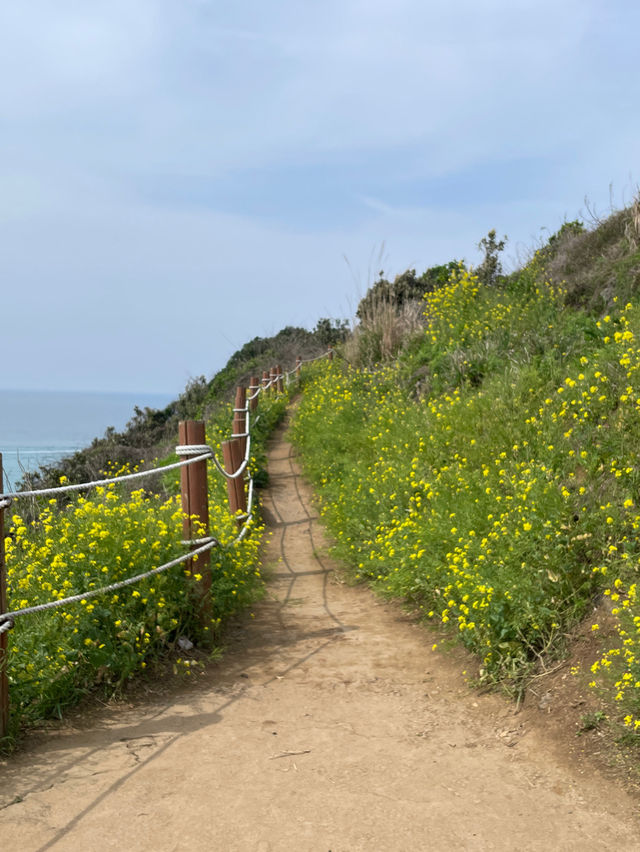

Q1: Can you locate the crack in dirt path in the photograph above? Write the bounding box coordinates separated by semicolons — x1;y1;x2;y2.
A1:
1;419;639;850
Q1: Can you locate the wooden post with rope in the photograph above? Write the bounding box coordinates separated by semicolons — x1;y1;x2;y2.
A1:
270;366;277;394
0;454;9;739
223;389;248;522
178;422;212;617
249;376;259;412
222;439;247;520
276;364;284;394
328;346;334;362
233;387;247;458
262;371;269;395
296;356;302;380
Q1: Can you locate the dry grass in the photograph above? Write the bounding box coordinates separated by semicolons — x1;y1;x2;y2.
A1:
625;193;640;251
546;200;640;312
344;296;424;367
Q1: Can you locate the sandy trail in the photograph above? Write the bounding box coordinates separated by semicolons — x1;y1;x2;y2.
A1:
1;419;639;851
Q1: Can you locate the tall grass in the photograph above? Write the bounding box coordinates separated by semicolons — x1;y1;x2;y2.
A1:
344;288;424;368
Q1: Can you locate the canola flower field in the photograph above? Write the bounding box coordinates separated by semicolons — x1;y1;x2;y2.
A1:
2;392;287;742
293;263;640;732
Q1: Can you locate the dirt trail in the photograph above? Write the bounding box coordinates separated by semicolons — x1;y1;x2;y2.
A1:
1;420;640;851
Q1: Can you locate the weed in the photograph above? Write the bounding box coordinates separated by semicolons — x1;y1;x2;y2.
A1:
578;710;607;734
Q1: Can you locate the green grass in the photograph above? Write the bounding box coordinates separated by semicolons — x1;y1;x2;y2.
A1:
291;262;640;731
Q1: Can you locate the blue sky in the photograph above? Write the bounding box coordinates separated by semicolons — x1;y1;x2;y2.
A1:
2;0;639;394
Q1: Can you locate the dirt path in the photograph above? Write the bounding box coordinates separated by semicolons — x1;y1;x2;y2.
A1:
1;420;640;851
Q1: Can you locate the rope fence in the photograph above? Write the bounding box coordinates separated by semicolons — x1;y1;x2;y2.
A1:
0;348;332;738
0;452;214;503
0;539;218;626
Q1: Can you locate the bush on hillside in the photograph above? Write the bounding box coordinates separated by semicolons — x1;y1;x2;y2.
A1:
356;263;460;322
534;198;640;313
348;262;462;368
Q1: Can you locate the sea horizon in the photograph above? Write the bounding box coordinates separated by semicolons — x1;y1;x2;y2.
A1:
0;388;175;491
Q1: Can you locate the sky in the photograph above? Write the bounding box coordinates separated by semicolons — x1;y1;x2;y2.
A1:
1;0;639;395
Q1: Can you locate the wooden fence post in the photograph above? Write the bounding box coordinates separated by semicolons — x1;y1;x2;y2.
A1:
222;439;247;519
270;366;277;394
0;454;9;740
178;422;212;612
262;371;269;395
296;356;302;380
233;386;247;458
328;346;334;362
276;364;284;394
249;376;259;412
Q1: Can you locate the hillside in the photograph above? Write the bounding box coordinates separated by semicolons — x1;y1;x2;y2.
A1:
291;197;640;761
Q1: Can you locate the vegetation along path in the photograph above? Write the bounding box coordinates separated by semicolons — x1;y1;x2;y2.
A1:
1;417;639;850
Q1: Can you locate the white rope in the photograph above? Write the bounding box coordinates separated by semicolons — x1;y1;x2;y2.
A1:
209;406;253;481
0;539;218;630
283;351;330;380
300;351;331;365
1;452;212;501
180;536;217;547
233;477;255;544
211;433;252;480
0;618;13;635
175;444;213;457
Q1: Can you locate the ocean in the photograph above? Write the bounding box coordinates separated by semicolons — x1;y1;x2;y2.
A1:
0;389;174;493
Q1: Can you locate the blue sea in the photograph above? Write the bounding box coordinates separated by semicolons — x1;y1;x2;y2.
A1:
0;390;174;493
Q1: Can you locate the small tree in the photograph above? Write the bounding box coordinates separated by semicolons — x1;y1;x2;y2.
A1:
314;317;350;347
476;229;507;286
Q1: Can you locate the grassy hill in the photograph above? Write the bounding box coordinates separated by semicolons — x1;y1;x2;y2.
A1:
292;197;640;751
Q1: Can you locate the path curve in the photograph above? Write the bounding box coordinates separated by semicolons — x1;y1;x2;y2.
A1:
1;418;639;850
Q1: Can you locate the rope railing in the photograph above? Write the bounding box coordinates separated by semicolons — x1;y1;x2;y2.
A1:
300;351;333;366
0;347;334;737
212;446;251;480
0;539;217;629
0;394;259;504
0;452;213;504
